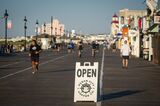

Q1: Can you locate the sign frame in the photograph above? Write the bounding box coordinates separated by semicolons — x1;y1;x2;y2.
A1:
74;62;99;102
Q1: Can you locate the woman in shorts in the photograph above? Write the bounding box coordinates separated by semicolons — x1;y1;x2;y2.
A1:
29;40;42;74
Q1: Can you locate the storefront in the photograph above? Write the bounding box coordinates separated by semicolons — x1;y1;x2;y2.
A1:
152;33;160;65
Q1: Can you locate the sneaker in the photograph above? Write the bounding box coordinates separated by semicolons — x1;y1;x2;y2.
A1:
32;71;35;74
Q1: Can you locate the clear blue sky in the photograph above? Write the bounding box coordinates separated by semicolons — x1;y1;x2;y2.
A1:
0;0;145;37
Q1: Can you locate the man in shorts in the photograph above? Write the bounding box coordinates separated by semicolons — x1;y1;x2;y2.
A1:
121;40;131;69
29;40;42;74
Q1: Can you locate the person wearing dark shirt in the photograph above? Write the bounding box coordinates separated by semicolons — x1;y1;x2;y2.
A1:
96;42;99;52
92;41;97;57
29;40;42;74
71;42;75;52
77;41;83;58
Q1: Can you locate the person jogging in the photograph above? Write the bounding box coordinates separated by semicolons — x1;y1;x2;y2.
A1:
121;40;131;69
29;40;42;74
77;40;83;58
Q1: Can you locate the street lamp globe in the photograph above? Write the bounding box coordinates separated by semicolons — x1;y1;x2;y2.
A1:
4;9;9;18
36;20;39;26
24;16;27;22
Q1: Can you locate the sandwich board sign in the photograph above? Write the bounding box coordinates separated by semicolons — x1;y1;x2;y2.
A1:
74;62;99;102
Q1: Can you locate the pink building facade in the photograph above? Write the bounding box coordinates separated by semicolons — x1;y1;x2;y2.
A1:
40;19;65;36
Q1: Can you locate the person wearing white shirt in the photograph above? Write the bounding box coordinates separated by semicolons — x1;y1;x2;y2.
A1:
121;40;131;69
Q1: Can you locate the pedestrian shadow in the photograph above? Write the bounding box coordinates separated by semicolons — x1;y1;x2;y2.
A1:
100;90;144;101
39;69;74;73
0;67;13;69
0;53;16;57
0;66;21;69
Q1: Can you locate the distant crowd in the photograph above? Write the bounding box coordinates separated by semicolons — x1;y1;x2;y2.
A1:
0;44;14;54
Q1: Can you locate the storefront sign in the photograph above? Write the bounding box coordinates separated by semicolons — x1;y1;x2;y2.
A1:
154;16;160;24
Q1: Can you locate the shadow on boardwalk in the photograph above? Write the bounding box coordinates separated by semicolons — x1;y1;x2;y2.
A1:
101;90;145;101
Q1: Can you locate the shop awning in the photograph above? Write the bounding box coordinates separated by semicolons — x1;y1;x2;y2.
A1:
147;24;159;34
116;33;122;37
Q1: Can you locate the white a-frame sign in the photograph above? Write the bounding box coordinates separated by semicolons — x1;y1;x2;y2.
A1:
74;62;99;102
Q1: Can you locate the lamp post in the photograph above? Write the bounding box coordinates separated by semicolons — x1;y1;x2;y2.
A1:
51;16;53;36
36;20;39;40
51;16;53;43
4;9;9;47
24;16;27;51
43;22;46;34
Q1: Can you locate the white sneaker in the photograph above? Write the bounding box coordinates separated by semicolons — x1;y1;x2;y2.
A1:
32;71;35;74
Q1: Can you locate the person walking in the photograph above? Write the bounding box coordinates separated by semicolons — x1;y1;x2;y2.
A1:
91;41;97;57
29;40;42;74
103;41;107;50
96;41;99;53
77;40;83;58
112;43;116;52
67;39;72;53
67;42;72;53
51;41;56;51
121;40;131;69
71;41;75;52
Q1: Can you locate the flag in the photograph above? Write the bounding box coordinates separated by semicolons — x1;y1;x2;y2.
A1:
7;20;12;29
